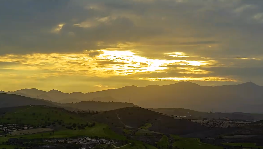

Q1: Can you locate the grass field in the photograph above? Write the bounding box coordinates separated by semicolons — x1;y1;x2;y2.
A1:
10;128;53;136
140;123;152;130
0;128;156;149
0;106;248;149
6;123;125;140
123;128;133;135
0;124;159;149
0;106;159;149
0;106;87;126
156;135;169;149
223;143;263;148
171;135;223;149
118;140;157;149
0;137;8;144
135;123;160;136
0;145;16;149
0;106;125;149
95;142;158;149
135;129;160;136
0;137;15;149
0;124;125;149
118;143;157;149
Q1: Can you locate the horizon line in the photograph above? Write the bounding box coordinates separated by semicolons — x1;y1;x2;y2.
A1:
0;81;259;94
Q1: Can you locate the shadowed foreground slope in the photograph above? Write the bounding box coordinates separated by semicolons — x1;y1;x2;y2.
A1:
92;107;207;135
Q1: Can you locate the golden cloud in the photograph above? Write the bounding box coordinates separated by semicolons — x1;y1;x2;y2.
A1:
0;49;234;82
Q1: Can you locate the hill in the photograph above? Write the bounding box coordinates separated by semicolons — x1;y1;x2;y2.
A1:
92;107;207;135
1;105;261;149
63;101;136;112
0;93;54;108
8;89;120;103
0;105;133;149
0;93;137;112
152;108;263;121
7;82;263;113
0;105;90;126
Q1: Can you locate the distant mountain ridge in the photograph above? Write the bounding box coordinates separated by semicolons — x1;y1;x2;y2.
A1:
0;93;136;112
3;82;263;113
7;89;119;103
0;93;54;108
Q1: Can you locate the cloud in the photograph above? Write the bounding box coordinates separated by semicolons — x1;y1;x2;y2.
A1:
204;66;263;78
51;23;65;33
1;0;263;90
1;0;262;56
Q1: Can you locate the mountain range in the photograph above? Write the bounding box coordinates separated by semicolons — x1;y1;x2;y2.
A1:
3;82;263;113
1;92;263;121
0;93;136;112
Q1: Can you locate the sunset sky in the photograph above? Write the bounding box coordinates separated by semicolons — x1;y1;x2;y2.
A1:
1;0;263;92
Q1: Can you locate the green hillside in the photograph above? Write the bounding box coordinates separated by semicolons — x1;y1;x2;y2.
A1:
171;135;223;149
0;106;157;149
1;105;257;149
0;106;87;126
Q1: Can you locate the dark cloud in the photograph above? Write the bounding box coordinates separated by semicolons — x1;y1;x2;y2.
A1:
0;0;262;56
1;0;263;86
204;67;263;78
0;62;18;67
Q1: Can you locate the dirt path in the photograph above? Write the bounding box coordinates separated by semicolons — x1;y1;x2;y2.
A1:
116;113;133;129
114;143;132;148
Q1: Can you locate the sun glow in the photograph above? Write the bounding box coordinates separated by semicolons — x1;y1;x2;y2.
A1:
0;49;232;82
165;52;189;58
95;50;214;75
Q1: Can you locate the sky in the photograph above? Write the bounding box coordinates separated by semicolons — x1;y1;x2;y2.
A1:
1;0;263;92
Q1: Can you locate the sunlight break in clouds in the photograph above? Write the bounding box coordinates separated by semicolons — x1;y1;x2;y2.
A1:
164;52;190;58
0;50;218;79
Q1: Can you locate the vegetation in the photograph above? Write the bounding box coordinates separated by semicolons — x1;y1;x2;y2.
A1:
0;106;159;149
171;136;223;149
0;145;16;149
140;123;152;130
119;141;157;149
1;105;263;149
156;135;169;149
223;143;263;148
1;124;124;141
135;123;157;136
123;128;133;135
0;106;87;126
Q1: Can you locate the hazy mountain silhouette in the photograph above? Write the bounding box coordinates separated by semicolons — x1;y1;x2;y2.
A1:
9;89;119;103
6;82;263;113
0;93;135;112
0;93;54;108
